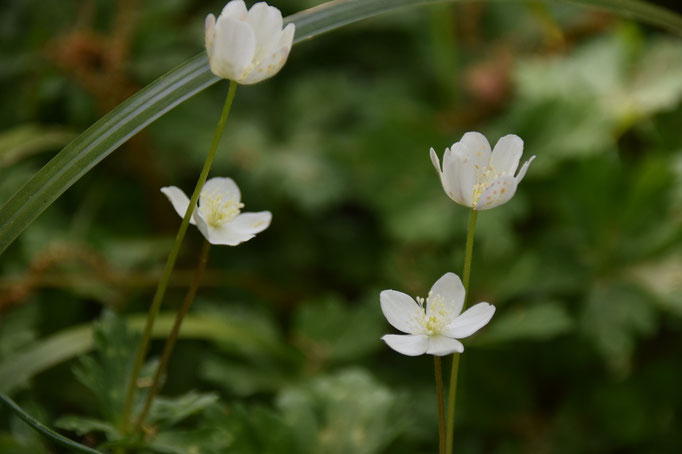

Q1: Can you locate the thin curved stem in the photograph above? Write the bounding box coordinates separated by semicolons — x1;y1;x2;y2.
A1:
0;394;104;454
121;80;238;432
135;240;212;429
434;356;446;454
445;208;478;454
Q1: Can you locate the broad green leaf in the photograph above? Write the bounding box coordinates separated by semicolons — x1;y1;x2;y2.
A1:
0;0;681;254
72;312;140;426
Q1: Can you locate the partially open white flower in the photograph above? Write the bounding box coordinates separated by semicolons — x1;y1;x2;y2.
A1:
430;132;535;210
380;272;495;356
161;177;271;246
205;0;295;84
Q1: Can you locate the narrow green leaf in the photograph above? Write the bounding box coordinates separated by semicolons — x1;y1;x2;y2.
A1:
0;394;104;454
0;0;680;254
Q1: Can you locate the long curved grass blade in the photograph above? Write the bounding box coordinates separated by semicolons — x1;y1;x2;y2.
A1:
1;0;681;255
0;313;290;395
0;393;104;454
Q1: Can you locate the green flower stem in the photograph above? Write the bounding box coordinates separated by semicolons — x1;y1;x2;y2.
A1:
445;208;478;454
434;356;446;454
121;80;238;431
135;239;212;429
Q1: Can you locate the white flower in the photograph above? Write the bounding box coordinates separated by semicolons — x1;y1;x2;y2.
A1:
380;272;495;356
430;132;535;210
161;177;271;246
205;0;295;84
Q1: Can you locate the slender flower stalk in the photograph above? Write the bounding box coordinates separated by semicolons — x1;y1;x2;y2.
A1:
434;357;446;454
135;240;212;429
445;208;478;454
121;81;238;431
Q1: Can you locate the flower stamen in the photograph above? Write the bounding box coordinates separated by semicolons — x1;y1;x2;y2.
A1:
200;190;244;227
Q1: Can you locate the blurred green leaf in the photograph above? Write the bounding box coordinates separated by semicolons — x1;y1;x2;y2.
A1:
54;416;118;439
294;296;384;363
0;124;75;170
473;301;574;346
277;369;404;454
0;310;290;394
581;281;657;375
72;311;138;426
148;392;219;427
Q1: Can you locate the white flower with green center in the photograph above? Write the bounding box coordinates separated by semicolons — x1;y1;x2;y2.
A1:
161;177;271;246
380;272;495;356
205;0;295;84
430;132;535;210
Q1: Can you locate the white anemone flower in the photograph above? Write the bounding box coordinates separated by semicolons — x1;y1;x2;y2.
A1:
161;177;271;246
380;272;495;356
430;132;535;210
205;0;295;84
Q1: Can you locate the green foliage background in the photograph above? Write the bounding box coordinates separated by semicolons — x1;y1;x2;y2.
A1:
1;0;682;452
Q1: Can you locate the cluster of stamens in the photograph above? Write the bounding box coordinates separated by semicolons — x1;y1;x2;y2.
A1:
199;190;244;227
472;166;499;206
417;292;451;336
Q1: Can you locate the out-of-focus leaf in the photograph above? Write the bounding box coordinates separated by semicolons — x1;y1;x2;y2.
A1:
0;124;75;170
148;392;219;427
472;301;574;346
293;296;384;363
277;369;404;454
72;312;138;426
54;416;118;439
213;405;295;454
0;310;290;394
201;357;289;397
581;281;657;375
627;252;682;317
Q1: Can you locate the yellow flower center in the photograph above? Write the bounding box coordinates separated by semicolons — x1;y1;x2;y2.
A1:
199;190;244;227
417;293;451;336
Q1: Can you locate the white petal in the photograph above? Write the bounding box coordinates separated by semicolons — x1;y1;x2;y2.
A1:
193;210;212;242
380;290;423;334
230;211;272;235
199;212;269;246
428;272;465;318
490;134;523;175
459;131;491;172
246;2;283;48
278;23;295;49
430;147;441;173
220;0;248;21
474;174;517;211
441;147;471;206
240;46;290;85
205;14;216;59
442;302;495;339
450;142;476;207
211;17;256;80
160;186;196;225
381;334;429;356
426;335;464;356
200;177;241;205
515;155;535;181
